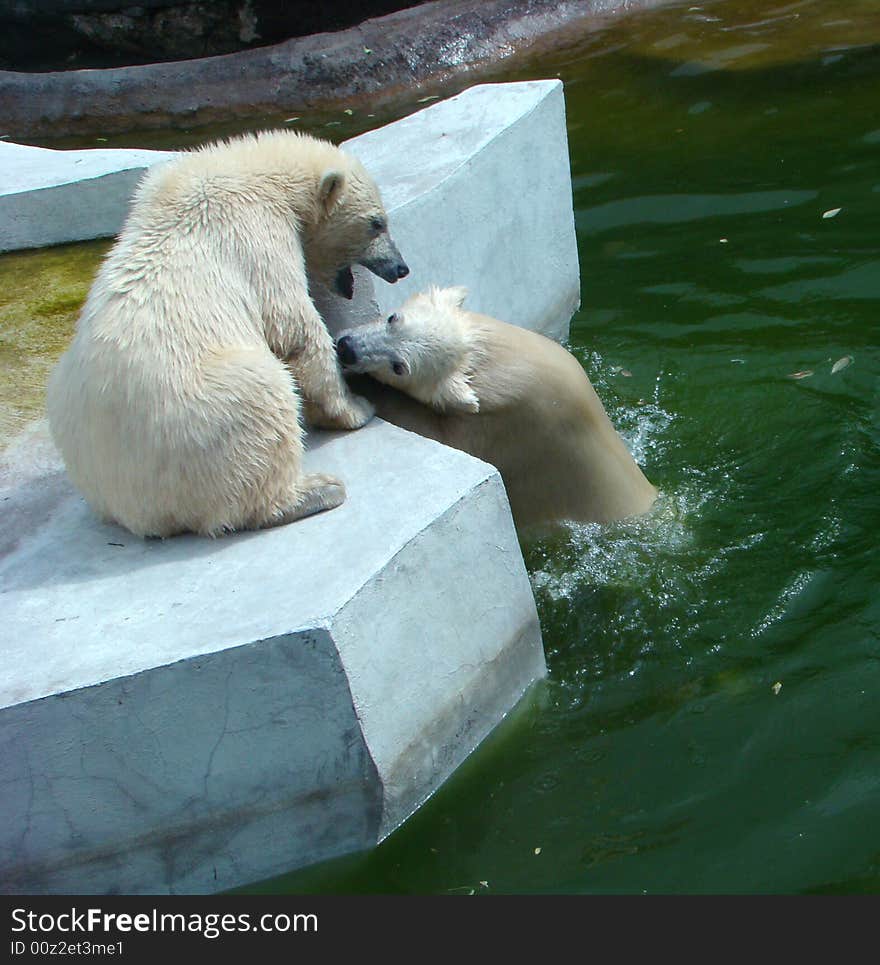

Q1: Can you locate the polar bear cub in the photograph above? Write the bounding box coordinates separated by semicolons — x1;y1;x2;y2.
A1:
335;286;657;529
46;131;408;538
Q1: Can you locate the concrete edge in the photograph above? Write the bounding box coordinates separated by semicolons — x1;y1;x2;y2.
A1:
332;472;546;839
0;625;384;895
1;170;148;251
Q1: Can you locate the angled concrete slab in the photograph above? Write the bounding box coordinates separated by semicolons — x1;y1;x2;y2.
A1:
1;419;544;894
321;79;580;340
0;142;176;252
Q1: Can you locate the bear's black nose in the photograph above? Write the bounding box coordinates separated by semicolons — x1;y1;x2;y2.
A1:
396;262;409;279
336;335;357;367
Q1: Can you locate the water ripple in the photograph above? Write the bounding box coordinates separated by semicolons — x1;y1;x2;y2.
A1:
578;190;819;233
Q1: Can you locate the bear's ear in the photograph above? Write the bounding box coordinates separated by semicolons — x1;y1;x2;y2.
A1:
318;169;346;216
435;286;468;310
435;373;480;414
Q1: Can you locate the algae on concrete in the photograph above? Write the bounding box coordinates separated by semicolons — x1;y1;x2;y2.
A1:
0;240;108;448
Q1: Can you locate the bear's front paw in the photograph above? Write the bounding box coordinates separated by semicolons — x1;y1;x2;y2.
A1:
305;394;374;430
339;393;375;429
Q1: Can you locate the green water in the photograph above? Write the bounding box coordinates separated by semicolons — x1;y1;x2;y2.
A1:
5;0;879;894
250;0;880;894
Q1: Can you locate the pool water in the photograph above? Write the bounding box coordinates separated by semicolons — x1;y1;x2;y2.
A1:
4;0;879;894
250;0;880;894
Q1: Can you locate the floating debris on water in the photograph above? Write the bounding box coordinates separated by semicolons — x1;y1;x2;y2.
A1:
822;207;842;219
831;355;853;374
772;682;782;695
787;370;813;380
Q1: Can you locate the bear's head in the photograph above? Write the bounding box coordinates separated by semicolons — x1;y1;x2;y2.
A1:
302;142;409;300
335;286;480;413
158;131;407;300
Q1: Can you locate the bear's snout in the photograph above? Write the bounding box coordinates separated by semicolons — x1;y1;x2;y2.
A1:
336;335;358;367
359;234;409;285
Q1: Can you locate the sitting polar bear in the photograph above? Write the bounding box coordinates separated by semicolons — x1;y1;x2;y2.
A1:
335;287;657;530
46;130;408;538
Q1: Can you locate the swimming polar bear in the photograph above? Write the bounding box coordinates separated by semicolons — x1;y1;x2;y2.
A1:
335;286;657;530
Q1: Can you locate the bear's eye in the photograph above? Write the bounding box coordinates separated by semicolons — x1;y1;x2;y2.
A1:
392;361;406;376
370;216;387;234
387;313;399;326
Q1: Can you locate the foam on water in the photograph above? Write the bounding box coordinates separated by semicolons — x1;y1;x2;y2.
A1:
527;352;711;606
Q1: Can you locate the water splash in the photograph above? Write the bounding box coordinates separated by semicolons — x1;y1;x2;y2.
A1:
526;366;708;605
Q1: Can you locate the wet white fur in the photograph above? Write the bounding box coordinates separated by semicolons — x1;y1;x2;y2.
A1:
339;287;658;529
47;131;390;537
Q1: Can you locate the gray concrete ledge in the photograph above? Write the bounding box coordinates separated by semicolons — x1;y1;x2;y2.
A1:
0;79;578;893
1;420;544;894
324;79;581;340
0;0;671;139
0;143;176;252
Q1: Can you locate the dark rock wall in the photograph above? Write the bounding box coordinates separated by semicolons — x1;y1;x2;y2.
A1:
1;1;425;70
0;0;671;139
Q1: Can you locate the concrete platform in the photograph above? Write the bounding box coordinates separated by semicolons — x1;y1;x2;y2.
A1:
0;80;578;893
0;143;176;252
0;420;543;894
